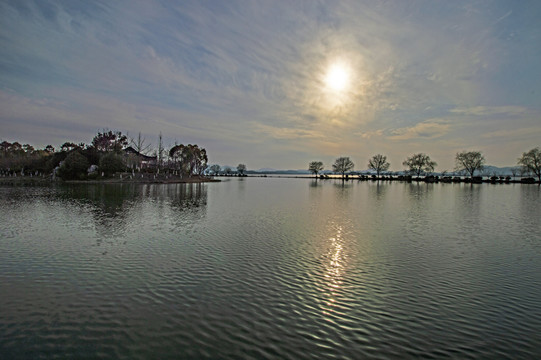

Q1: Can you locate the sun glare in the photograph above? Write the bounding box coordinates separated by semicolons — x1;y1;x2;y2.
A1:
325;63;350;92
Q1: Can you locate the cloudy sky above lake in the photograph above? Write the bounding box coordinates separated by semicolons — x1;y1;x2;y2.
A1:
1;0;540;170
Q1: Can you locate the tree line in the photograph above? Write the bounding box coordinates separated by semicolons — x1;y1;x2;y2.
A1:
208;164;247;176
2;133;538;183
0;130;210;181
309;147;541;183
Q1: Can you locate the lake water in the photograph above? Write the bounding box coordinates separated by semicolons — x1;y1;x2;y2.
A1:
1;178;540;359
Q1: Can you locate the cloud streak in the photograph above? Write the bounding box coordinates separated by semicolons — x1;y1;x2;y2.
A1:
450;106;528;116
388;120;451;141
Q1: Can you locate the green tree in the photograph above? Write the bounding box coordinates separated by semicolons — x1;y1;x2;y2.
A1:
57;151;89;180
403;153;437;177
5;142;24;156
308;161;324;177
332;157;354;179
518;147;541;183
367;154;390;177
91;130;127;153
0;140;54;174
455;151;485;178
0;141;11;157
209;164;221;175
60;142;80;152
99;153;126;176
23;144;35;154
169;144;208;176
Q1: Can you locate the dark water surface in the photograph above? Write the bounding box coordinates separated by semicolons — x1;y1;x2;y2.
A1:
1;179;540;359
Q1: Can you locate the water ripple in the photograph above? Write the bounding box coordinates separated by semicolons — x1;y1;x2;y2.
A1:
1;182;541;359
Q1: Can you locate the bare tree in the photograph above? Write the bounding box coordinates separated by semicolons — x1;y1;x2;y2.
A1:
518;147;541;183
156;132;165;171
128;132;151;171
519;166;531;177
308;161;324;177
510;167;520;179
403;153;437;177
209;164;221;175
332;157;354;179
130;132;151;155
237;164;247;175
368;154;390;178
481;168;492;178
455;151;485;178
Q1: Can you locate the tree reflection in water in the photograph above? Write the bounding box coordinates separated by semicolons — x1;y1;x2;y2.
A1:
57;183;208;244
58;184;138;241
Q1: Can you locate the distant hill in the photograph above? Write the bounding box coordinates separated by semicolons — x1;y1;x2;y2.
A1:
479;165;518;176
249;169;311;175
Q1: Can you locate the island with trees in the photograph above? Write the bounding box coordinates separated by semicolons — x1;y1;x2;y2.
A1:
0;130;218;184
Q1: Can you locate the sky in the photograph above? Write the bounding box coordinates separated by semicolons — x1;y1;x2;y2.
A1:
1;0;540;170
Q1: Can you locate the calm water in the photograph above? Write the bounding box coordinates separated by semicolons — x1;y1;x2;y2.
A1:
1;178;540;359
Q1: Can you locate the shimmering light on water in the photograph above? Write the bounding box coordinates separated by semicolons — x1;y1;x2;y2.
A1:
1;179;540;359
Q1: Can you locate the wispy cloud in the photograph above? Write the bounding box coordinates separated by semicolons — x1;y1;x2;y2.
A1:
450;106;528;116
388;119;451;141
252;123;323;141
356;119;452;142
481;126;541;140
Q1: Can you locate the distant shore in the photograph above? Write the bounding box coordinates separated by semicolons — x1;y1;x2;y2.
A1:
246;174;540;184
1;173;539;185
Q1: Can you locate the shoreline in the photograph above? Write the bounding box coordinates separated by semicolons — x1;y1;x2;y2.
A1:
0;175;220;185
1;174;538;185
241;174;540;184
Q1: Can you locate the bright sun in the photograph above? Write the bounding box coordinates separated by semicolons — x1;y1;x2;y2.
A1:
324;63;350;92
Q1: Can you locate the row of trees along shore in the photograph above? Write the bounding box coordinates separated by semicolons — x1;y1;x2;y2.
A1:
0;130;211;181
309;148;541;183
208;164;247;176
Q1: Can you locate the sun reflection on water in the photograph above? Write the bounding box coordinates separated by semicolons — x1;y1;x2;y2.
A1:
321;224;348;314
